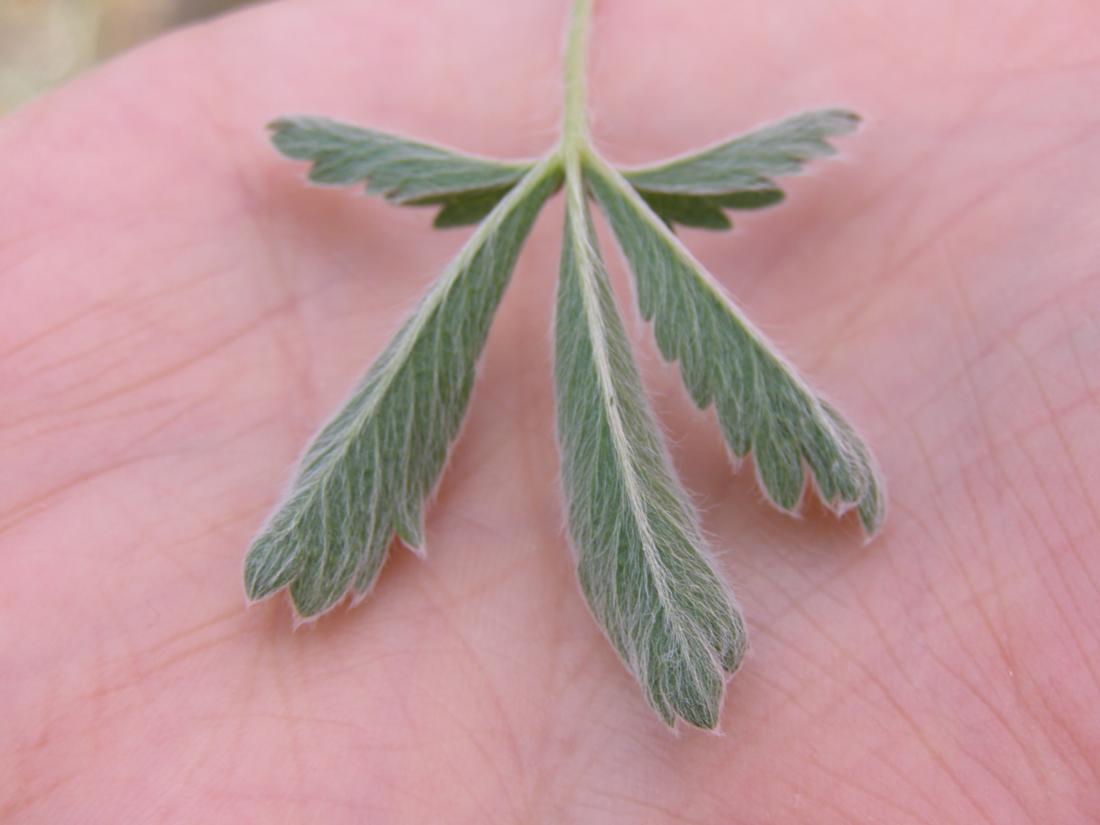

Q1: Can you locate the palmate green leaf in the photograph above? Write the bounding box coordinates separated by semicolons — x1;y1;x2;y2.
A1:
621;109;858;230
586;157;885;535
244;159;561;619
269;116;538;226
554;168;747;729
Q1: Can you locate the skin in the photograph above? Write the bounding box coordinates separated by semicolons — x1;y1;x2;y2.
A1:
3;0;1099;822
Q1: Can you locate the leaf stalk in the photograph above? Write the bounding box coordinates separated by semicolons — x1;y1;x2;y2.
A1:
561;0;594;158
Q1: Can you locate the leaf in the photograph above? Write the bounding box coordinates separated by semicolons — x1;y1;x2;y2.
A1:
623;108;860;194
637;191;732;231
405;185;516;228
621;109;857;230
635;190;788;232
636;189;788;231
244;160;561;619
554;167;747;729
269;116;536;224
586;157;885;535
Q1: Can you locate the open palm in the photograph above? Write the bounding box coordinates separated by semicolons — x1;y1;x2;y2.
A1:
4;1;1099;822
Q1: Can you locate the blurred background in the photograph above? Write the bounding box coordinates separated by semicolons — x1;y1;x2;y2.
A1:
0;0;258;112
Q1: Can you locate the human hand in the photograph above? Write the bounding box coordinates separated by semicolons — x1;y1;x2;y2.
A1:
3;1;1098;822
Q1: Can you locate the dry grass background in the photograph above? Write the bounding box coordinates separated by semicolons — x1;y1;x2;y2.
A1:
0;0;256;111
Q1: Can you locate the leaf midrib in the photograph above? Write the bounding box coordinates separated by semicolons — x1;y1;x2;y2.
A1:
564;158;687;649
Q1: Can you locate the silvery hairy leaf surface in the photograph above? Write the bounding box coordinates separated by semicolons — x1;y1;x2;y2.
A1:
553;169;747;728
587;159;884;534
244;161;560;618
622;109;859;231
270;117;536;226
